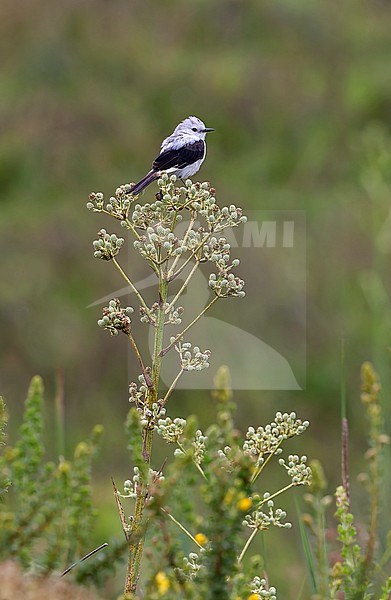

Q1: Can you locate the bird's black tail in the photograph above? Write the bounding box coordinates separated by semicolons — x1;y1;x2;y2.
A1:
131;170;159;196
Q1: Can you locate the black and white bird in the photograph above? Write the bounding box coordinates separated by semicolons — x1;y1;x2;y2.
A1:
130;116;214;196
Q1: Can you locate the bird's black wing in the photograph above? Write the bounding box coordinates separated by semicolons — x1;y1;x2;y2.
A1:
152;140;205;171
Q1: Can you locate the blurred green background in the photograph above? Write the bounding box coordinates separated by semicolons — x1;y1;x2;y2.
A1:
1;0;391;596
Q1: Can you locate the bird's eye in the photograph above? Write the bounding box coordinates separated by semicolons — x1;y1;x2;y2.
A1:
192;127;197;132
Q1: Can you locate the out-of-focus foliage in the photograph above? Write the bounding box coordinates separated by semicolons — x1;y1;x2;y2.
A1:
0;560;104;600
302;363;391;599
1;0;391;413
0;376;105;583
0;398;10;497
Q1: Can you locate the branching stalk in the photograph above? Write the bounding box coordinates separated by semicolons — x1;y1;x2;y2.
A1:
90;177;249;597
258;483;295;507
167;213;195;279
166;261;200;312
250;439;284;484
127;333;152;388
160;296;219;357
112;257;151;316
160;507;204;550
238;528;259;564
169;232;210;281
177;440;207;480
123;273;169;597
162;369;184;405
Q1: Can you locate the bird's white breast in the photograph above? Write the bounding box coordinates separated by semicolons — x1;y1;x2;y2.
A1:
177;159;204;178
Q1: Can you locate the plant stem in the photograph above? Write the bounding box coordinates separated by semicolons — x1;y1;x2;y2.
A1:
166;261;199;312
258;483;295;507
238;527;258;563
168;214;195;279
162;369;184;405
99;209;141;240
316;498;329;597
363;432;380;577
341;417;350;503
161;507;204;550
112;257;151;316
123;272;168;598
127;333;152;388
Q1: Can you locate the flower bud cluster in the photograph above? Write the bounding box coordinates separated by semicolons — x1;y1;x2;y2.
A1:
212;204;247;233
244;499;292;531
87;191;104;211
243;412;310;466
249;576;277;600
212;203;247;233
157;173;180;198
123;466;142;498
192;429;207;465
183;182;246;234
273;411;310;437
181;552;202;580
164;304;184;325
104;186;133;220
131;174;188;228
122;466;164;499
131;198;182;231
209;267;245;299
93;229;125;260
203;236;233;264
97;299;134;335
88;185;133;221
134;225;184;262
140;401;167;430
151;468;165;484
187;228;207;253
184;178;211;199
140;302;184;326
132;202;162;229
156;417;186;443
278;454;312;486
128;381;147;406
129;379;166;427
139;305;155;325
203;236;244;297
174;341;211;371
130;179;248;264
217;445;234;469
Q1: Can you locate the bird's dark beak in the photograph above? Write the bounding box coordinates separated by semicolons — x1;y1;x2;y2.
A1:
203;127;214;132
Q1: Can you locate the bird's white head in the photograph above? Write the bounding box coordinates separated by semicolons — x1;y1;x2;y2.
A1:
172;116;214;141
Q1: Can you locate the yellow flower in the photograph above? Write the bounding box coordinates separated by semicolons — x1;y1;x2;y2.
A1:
155;571;170;595
248;594;261;600
237;497;252;512
195;532;208;546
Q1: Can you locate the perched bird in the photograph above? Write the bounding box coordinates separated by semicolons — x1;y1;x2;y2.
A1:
131;116;214;196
